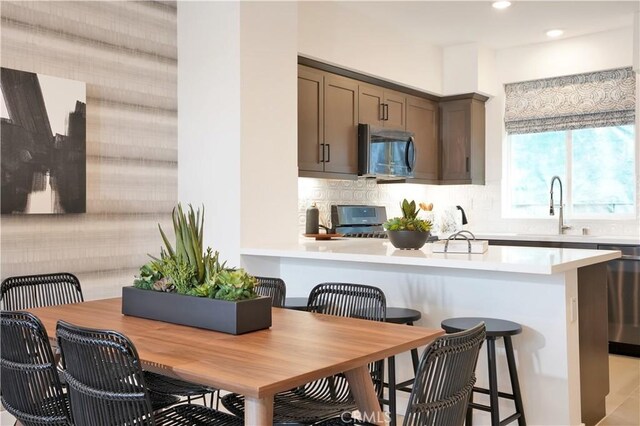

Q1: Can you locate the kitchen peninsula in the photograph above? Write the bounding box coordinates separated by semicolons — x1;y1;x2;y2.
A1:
241;239;621;426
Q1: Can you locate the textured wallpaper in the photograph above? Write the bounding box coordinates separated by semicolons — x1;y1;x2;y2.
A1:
0;1;177;300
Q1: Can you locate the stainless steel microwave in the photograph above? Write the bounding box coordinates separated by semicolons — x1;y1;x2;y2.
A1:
358;124;415;179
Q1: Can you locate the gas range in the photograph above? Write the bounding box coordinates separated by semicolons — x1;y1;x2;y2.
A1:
331;205;388;239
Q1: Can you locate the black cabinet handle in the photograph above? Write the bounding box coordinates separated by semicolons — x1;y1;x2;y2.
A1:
384;104;389;121
320;143;325;163
379;103;384;121
466;156;470;173
326;143;331;162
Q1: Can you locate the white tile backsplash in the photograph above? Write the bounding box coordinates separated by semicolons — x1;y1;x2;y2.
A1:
298;177;640;239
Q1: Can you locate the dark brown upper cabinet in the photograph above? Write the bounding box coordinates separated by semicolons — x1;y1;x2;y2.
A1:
406;95;438;181
439;95;487;185
323;74;359;175
358;84;406;130
298;66;358;177
298;65;324;173
297;57;487;184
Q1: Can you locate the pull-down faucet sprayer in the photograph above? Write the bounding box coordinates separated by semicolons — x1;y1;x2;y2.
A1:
549;176;571;234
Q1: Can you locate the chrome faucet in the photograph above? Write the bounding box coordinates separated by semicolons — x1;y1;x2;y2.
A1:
549;176;571;234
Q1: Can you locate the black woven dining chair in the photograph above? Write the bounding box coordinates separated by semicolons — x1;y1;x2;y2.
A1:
317;322;487;426
55;319;242;426
1;273;84;310
254;276;287;308
1;272;218;409
0;311;71;426
221;282;386;424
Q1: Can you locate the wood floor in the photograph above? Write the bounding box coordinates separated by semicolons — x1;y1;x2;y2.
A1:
597;354;640;426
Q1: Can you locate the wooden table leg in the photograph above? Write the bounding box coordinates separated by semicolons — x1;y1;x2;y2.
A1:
345;365;388;426
244;395;274;425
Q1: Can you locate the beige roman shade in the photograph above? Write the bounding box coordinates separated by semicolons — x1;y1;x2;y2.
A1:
504;67;636;134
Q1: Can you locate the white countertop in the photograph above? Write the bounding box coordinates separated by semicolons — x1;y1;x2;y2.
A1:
472;232;639;246
241;238;621;275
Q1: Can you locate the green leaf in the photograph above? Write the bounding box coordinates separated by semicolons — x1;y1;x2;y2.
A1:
158;224;175;258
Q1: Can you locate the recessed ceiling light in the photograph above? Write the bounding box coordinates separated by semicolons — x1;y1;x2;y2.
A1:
546;29;564;38
492;1;512;9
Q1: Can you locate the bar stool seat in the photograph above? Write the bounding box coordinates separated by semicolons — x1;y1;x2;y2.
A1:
385;307;422;324
283;296;307;311
441;317;526;426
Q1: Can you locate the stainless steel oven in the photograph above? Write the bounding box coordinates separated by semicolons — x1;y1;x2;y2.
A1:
598;244;640;357
331;205;388;238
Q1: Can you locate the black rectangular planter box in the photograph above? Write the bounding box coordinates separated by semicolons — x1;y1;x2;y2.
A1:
122;286;272;335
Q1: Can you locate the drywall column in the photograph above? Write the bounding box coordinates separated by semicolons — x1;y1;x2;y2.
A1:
177;2;241;264
240;2;298;249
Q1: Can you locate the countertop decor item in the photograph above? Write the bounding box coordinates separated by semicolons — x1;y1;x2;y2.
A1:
124;203;271;334
303;233;343;240
305;203;319;234
432;230;488;254
384;199;433;250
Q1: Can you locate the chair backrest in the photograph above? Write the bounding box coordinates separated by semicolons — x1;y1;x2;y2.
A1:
404;322;486;426
0;311;70;426
1;273;84;310
254;276;286;308
56;320;156;426
306;282;387;400
307;282;386;321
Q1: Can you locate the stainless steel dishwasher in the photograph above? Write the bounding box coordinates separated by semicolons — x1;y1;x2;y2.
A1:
598;244;640;357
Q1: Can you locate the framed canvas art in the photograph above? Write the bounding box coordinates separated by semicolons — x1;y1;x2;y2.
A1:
1;67;86;214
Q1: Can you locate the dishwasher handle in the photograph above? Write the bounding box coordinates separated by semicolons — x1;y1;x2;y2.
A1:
620;255;640;261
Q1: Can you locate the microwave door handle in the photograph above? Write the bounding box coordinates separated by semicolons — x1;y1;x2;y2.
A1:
405;137;415;172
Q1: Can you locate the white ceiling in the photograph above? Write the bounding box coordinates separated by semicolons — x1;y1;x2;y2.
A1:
335;1;639;50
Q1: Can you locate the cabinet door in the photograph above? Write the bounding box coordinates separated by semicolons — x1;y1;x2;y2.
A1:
298;65;324;172
406;96;438;180
440;99;471;181
358;85;383;127
383;90;406;130
324;74;359;174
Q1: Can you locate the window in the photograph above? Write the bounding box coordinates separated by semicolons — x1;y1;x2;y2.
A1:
504;68;636;219
507;125;635;217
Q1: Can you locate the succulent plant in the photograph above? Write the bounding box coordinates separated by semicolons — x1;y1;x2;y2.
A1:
152;277;175;292
401;199;420;220
133;203;258;302
384;199;433;232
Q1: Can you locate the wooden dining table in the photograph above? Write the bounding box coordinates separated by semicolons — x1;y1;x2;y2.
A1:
26;297;443;425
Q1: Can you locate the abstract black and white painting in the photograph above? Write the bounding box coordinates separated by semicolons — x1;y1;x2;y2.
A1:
1;67;86;214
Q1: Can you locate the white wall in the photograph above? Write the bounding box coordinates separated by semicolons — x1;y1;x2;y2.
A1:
178;2;299;263
240;2;299;250
442;43;480;95
178;2;242;264
298;1;443;94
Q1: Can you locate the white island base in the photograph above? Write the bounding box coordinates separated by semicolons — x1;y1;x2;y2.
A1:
241;239;620;426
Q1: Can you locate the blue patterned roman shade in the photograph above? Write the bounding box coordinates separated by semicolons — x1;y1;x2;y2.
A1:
504;67;636;134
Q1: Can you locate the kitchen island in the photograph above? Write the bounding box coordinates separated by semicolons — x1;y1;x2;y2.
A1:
241;239;621;426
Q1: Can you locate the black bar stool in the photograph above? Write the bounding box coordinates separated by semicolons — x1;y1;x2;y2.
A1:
441;317;526;426
383;307;422;426
284;296;309;311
